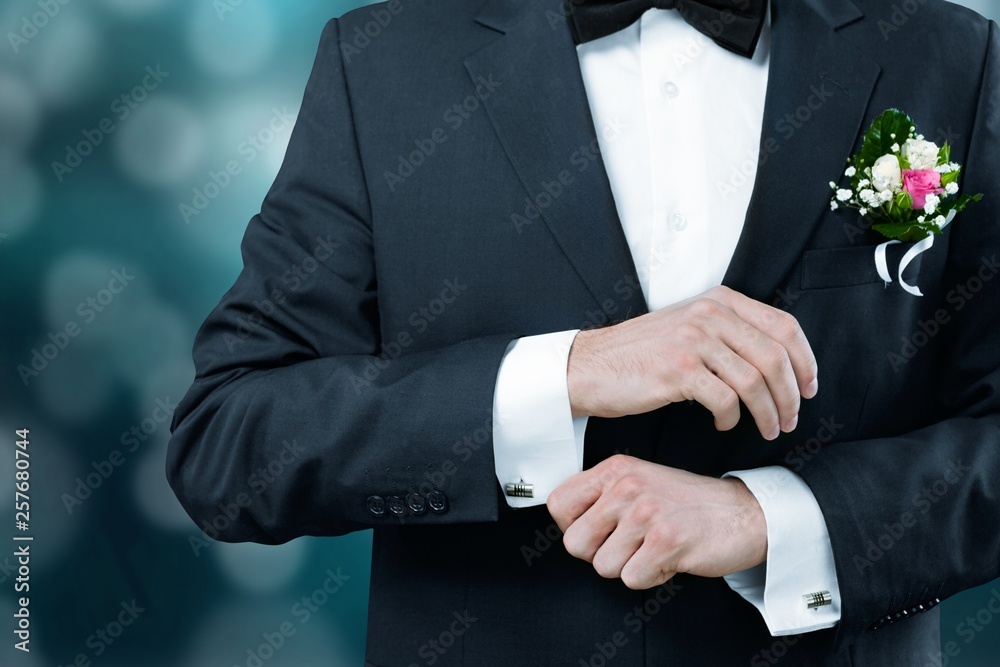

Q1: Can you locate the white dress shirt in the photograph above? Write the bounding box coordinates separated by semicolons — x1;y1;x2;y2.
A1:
491;8;841;636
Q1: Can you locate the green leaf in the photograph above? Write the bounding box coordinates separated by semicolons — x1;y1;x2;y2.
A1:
857;109;915;172
938;143;952;165
872;222;929;241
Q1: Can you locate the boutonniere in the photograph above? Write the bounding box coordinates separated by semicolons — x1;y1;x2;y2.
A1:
829;108;983;296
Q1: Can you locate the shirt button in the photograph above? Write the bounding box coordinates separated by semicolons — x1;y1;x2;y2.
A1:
671;213;688;231
662;81;679;99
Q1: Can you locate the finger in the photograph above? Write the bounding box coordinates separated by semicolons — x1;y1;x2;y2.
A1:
591;521;645;579
619;538;677;591
685;365;741;432
710;317;800;435
700;339;782;440
711;290;819;401
562;508;618;564
547;468;606;534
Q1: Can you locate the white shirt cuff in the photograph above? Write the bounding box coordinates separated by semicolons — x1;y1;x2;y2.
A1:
492;330;587;508
723;466;842;636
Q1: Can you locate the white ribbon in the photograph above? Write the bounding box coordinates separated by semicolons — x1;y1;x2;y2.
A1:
874;209;955;297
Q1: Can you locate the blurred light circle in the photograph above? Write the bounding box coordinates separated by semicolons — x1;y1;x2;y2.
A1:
42;252;148;338
26;13;104;107
32;342;115;423
187;2;275;77
212;92;300;182
0;71;41;151
106;300;193;385
114;96;204;186
0;154;42;237
138;352;194;417
132;443;195;531
213;540;308;595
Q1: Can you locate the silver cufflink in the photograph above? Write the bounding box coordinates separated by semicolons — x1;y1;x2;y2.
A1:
505;482;533;498
804;591;833;609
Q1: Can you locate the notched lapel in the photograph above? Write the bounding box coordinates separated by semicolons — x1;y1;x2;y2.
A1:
723;0;881;302
465;0;648;320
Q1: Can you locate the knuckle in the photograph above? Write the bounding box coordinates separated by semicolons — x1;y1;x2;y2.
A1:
737;367;767;394
561;527;589;559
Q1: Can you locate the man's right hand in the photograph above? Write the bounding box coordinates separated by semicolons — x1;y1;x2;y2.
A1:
567;285;819;440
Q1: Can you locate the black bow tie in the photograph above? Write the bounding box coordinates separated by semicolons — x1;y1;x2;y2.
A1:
564;0;768;59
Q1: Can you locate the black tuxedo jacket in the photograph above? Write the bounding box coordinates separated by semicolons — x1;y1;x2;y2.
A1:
167;0;1000;664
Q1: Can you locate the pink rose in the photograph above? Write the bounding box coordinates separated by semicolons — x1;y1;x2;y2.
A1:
902;169;942;210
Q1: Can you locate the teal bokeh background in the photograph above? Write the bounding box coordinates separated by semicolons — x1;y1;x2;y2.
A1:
0;1;998;665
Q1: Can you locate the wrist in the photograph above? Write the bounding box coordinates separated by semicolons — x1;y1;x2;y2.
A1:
567;328;601;418
727;477;768;570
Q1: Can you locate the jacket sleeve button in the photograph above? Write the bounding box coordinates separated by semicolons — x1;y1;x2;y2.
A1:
406;492;427;514
386;495;406;516
366;495;386;518
427;490;448;514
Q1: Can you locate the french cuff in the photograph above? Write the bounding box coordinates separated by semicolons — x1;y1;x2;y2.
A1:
492;330;586;508
723;466;842;636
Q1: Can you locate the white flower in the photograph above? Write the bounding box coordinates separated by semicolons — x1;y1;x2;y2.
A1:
830;200;839;211
935;215;946;226
829;181;837;189
891;143;901;153
836;188;853;202
945;182;959;195
845;166;857;178
860;207;869;216
924;194;941;214
858;179;871;189
901;138;940;170
879;190;893;203
860;189;879;207
871;154;902;192
918;215;926;223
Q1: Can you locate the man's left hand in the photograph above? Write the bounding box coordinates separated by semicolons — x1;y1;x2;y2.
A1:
547;455;768;589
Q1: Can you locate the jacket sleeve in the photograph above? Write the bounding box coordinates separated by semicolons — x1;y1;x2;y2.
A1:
166;18;514;544
796;21;1000;649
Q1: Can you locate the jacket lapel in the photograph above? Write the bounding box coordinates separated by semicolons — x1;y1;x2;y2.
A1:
723;0;881;300
465;0;649;319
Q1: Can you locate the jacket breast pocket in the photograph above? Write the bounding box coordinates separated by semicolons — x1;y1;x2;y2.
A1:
801;243;922;290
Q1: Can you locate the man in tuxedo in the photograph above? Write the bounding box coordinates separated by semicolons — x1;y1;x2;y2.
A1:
167;0;1000;664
